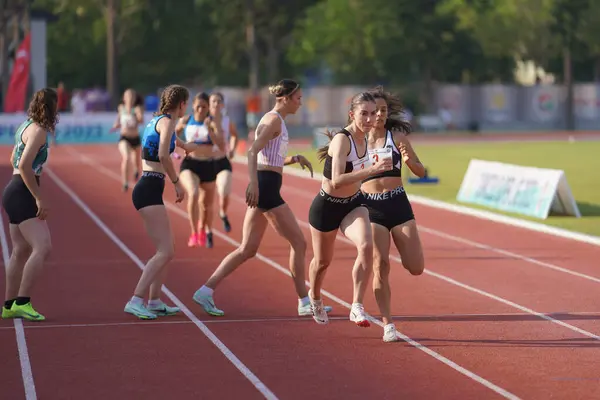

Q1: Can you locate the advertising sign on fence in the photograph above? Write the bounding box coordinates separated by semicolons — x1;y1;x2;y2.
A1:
0;112;157;145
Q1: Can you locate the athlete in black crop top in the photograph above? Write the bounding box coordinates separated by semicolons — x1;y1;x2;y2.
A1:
360;86;426;342
307;91;393;330
322;129;359;179
126;84;191;321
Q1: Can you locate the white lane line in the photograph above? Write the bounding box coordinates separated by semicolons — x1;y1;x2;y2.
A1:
46;168;279;400
66;147;521;400
0;209;37;399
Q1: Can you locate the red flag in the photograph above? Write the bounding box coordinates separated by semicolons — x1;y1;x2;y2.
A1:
3;33;31;113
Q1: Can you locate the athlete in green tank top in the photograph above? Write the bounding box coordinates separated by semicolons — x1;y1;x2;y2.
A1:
11;119;49;175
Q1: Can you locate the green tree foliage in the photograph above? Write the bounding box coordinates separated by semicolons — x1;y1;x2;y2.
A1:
35;0;106;88
34;0;600;92
439;0;558;66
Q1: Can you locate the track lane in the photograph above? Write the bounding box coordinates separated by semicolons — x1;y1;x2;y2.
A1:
51;147;521;399
0;152;271;400
62;145;600;399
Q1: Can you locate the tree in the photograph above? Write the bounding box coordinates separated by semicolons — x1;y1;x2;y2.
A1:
438;0;558;70
288;0;403;84
577;1;600;80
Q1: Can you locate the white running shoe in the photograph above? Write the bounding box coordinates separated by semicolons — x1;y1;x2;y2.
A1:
383;323;401;342
309;291;329;324
298;302;332;316
349;303;370;327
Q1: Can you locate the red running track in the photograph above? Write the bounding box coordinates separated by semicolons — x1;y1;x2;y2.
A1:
1;144;600;400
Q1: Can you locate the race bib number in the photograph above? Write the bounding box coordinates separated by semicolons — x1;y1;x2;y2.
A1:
352;156;371;171
368;147;393;164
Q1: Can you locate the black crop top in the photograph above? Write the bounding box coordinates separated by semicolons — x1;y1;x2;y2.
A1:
322;129;369;180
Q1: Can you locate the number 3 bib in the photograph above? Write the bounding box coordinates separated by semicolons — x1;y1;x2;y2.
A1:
352;156;372;170
368;147;393;164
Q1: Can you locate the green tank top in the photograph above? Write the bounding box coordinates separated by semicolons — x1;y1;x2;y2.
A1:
11;119;49;175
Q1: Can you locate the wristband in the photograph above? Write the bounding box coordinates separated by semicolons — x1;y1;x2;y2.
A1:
293;155;299;163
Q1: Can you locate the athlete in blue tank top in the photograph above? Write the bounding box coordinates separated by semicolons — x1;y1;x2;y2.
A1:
125;85;201;321
141;114;177;162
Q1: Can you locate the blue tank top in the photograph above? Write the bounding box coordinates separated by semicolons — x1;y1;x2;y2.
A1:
184;115;213;145
141;114;176;162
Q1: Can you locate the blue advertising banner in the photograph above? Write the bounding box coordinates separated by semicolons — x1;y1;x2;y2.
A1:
0;112;156;145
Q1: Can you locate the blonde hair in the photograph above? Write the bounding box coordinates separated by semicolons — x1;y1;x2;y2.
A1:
268;79;300;98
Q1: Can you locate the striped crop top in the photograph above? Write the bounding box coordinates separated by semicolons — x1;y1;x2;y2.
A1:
256;111;288;168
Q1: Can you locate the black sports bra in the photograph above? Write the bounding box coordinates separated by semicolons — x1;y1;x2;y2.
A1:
322;129;368;180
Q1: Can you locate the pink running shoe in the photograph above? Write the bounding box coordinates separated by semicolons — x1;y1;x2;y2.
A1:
188;233;199;247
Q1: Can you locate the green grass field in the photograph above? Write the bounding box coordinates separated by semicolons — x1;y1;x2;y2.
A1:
289;140;600;237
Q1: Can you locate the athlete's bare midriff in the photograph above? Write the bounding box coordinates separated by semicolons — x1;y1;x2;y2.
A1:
187;145;216;160
361;176;403;194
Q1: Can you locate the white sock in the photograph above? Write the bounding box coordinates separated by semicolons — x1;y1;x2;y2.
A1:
299;296;310;307
199;285;214;296
148;299;163;308
130;295;144;305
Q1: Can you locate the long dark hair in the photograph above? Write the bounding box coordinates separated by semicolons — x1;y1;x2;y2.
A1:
368;86;412;134
316;91;376;163
28;88;59;133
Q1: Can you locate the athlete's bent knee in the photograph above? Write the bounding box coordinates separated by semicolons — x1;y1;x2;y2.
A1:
405;258;425;276
12;244;31;262
313;257;331;272
356;240;373;260
238;244;258;261
291;234;307;255
373;257;390;280
32;241;52;261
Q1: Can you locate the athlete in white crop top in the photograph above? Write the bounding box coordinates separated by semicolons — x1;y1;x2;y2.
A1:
193;79;332;318
208;92;239;233
307;91;392;330
175;92;226;249
111;88;144;192
361;86;426;342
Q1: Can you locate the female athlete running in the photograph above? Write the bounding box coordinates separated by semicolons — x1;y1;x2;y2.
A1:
112;88;144;191
192;79;332;318
175;92;225;248
208;92;238;232
308;91;392;327
2;88;58;322
362;86;425;342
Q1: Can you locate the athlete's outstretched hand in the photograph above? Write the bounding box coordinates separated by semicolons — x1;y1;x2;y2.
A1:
246;180;259;208
396;134;411;163
296;155;313;178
